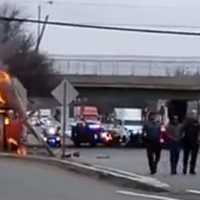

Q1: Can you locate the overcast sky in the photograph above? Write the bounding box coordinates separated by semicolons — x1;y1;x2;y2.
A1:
3;0;200;56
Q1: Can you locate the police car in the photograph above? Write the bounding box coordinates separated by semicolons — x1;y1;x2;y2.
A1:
42;126;61;148
71;120;103;147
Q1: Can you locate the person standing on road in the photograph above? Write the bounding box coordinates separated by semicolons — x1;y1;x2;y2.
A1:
181;111;200;175
143;113;162;175
166;116;182;175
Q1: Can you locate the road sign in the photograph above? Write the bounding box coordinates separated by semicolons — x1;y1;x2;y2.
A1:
51;79;78;105
51;79;79;158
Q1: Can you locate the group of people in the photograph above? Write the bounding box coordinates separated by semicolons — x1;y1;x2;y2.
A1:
143;112;200;175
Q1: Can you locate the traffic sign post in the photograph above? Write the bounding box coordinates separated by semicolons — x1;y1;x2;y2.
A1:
62;80;67;158
52;79;79;158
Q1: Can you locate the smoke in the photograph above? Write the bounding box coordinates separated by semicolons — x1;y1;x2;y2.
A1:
0;41;18;71
0;47;8;71
0;17;17;71
0;61;8;71
0;54;7;71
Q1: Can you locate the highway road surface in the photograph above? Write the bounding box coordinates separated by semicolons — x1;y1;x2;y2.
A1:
0;158;199;200
65;148;200;192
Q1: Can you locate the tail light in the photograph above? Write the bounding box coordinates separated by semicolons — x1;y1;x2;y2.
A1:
160;138;165;144
101;132;112;142
160;124;166;144
160;125;166;132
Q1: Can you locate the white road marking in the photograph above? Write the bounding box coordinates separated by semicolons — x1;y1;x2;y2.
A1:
116;190;180;200
186;189;200;194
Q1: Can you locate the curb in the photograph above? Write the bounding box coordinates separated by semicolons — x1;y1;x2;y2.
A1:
0;153;170;192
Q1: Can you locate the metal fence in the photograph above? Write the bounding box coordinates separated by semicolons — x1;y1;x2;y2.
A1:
50;55;200;77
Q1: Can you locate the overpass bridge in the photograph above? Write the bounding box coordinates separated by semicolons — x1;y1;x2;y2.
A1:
50;54;200;77
48;55;200;113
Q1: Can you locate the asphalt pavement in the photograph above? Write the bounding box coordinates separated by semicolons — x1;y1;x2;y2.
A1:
0;158;130;200
65;148;200;193
1;157;199;200
26;126;200;196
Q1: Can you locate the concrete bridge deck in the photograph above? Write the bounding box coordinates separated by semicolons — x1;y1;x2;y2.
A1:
55;75;200;91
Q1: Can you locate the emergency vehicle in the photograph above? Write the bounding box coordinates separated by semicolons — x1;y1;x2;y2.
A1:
0;70;25;152
71;106;103;147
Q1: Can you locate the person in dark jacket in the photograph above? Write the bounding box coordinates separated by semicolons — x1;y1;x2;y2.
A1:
182;111;200;175
166;116;182;175
143;113;162;174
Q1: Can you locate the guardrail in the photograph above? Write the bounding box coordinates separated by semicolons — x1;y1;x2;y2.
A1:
50;56;200;77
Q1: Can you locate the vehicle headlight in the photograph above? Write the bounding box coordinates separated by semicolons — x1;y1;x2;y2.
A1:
138;129;143;134
101;132;107;138
133;129;137;134
46;120;51;125
94;134;98;140
56;137;60;141
48;127;56;135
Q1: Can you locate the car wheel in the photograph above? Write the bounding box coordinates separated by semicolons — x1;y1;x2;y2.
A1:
89;134;97;147
74;140;81;147
89;136;96;147
57;143;61;148
122;135;127;143
90;141;96;147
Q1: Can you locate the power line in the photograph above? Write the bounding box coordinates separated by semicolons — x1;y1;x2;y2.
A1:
1;16;200;36
59;22;200;30
17;0;174;9
17;1;200;30
54;1;173;8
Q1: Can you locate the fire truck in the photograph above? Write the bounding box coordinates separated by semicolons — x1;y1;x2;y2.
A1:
71;106;103;147
0;70;25;151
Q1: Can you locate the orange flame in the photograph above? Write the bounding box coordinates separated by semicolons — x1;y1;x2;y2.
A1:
0;93;6;105
0;71;10;83
17;145;27;156
7;138;18;146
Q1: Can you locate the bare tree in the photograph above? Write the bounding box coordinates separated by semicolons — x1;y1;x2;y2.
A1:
0;3;53;96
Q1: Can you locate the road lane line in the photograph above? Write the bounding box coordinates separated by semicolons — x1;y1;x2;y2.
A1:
187;189;200;194
116;190;180;200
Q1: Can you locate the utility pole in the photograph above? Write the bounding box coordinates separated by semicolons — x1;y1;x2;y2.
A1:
36;1;53;52
37;5;41;45
197;100;200;122
62;80;67;158
35;15;49;52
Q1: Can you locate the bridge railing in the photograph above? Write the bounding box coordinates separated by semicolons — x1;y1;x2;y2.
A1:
50;58;200;77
